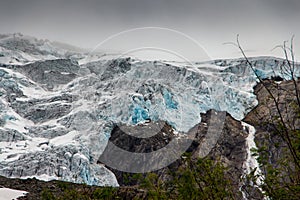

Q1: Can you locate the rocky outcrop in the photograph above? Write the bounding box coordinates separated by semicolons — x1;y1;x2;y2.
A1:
201;111;248;189
9;93;76;123
98;110;250;199
244;80;300;173
17;59;80;90
0;175;146;200
106;121;175;153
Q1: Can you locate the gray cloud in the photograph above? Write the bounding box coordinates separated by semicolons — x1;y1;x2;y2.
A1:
0;0;299;60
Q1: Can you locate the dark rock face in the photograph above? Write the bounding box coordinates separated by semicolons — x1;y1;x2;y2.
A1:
244;80;300;170
199;111;248;189
17;102;72;123
78;58;132;95
108;121;175;153
0;68;24;102
98;121;181;182
0;129;25;142
0;36;47;55
27;126;68;139
98;110;249;199
0;175;147;200
9;94;75;124
99;58;131;81
17;59;79;90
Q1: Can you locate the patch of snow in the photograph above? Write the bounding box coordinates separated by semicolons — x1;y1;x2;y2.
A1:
20;84;59;99
60;72;71;75
241;122;266;199
73;153;89;161
242;122;262;177
50;131;80;147
0;188;28;200
20;174;57;182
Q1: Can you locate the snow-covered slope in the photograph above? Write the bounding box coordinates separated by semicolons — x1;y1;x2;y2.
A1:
0;33;85;65
0;34;296;186
0;187;27;200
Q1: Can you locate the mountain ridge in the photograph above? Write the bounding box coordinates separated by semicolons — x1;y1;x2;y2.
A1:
0;34;299;199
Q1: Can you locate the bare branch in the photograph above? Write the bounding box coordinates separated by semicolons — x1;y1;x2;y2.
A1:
233;35;300;169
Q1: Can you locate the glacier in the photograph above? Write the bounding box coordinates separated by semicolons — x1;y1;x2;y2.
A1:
0;34;297;186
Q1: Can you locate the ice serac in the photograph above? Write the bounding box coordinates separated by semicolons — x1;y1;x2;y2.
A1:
0;34;298;186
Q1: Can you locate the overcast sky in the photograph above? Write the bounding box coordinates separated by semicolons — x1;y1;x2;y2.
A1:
0;0;300;61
